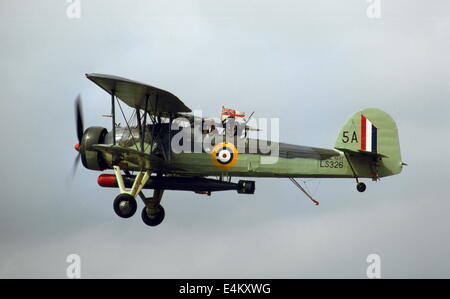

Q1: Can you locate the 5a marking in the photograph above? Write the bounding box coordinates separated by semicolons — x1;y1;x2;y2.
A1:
342;131;358;143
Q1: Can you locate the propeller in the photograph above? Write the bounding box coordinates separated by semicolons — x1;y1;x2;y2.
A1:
72;95;84;177
75;94;84;144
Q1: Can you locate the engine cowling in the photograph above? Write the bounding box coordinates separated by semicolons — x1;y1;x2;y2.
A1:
80;126;108;170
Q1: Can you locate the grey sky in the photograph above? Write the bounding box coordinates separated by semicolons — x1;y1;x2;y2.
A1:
0;0;449;278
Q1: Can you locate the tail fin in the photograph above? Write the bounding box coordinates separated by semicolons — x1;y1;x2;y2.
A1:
335;108;404;177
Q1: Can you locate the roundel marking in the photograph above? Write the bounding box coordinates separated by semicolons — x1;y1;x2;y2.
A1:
211;142;238;170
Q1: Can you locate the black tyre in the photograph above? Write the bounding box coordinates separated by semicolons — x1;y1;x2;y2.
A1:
356;182;366;193
113;194;137;218
141;205;165;227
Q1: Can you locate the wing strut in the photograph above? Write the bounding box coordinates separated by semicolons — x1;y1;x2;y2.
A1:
142;94;149;152
136;107;143;149
111;89;116;145
288;178;319;206
343;152;360;184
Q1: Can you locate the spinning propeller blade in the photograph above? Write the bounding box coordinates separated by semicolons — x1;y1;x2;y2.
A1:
71;154;81;178
72;95;84;177
75;94;84;143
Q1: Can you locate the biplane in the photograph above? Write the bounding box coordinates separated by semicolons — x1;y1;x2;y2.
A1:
73;74;405;227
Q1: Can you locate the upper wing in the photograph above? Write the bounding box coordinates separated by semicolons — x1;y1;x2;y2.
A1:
86;73;191;115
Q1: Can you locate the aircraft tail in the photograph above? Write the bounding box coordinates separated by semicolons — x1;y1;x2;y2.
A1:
334;108;404;178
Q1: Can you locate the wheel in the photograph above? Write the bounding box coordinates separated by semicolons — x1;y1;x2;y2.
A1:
141;204;165;227
113;194;137;218
357;182;366;193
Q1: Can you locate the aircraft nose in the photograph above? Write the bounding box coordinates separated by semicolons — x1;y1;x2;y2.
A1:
74;143;80;151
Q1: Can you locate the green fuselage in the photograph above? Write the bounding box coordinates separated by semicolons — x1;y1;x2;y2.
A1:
169;151;356;178
100;126;377;179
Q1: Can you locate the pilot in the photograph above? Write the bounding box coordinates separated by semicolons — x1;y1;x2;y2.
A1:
209;124;218;135
223;114;237;136
201;119;209;134
202;118;218;135
235;119;245;138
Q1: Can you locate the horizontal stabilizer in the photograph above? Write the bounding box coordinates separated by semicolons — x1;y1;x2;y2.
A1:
335;147;389;159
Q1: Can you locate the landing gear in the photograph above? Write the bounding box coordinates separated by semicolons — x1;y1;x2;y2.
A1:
113;193;137;218
141;204;165;227
111;166;166;226
343;152;369;194
140;188;165;226
356;182;366;193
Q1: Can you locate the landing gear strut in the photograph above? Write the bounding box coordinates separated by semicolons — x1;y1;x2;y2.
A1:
343;153;368;193
111;166;166;227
